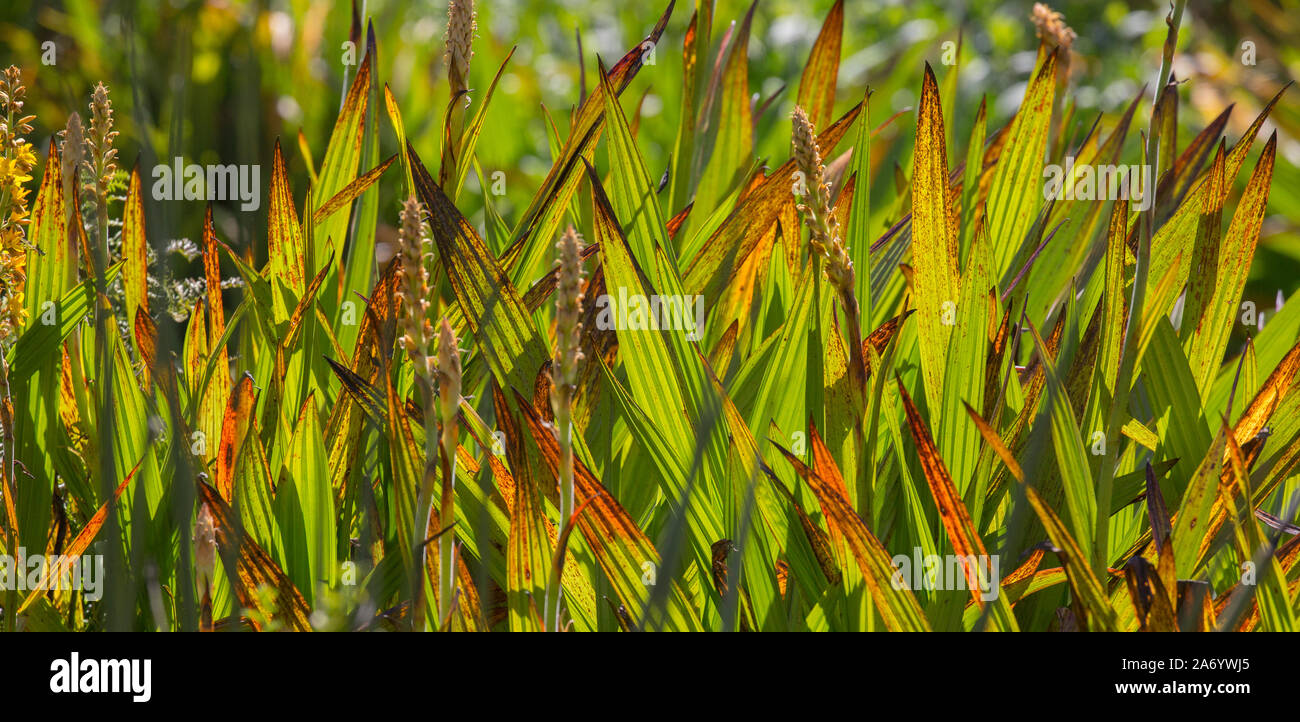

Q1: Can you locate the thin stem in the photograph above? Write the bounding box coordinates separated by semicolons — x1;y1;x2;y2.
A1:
544;390;574;631
437;400;457;627
1095;0;1186;575
411;376;438;631
0;352;14;633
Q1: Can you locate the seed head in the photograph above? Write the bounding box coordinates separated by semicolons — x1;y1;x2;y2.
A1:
445;0;476;104
791;107;835;255
0;67;35;152
194;502;217;589
1031;3;1076;51
792;104;868;391
551;226;584;394
436;318;461;452
791;106;854;295
396;196;434;379
85;82;120;199
59;112;85;192
59;112;86;278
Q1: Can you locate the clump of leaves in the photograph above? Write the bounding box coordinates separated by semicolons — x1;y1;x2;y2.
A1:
2;1;1297;634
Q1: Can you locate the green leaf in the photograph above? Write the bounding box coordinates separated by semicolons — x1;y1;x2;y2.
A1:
794;0;843;132
1026;321;1096;563
499;1;674;288
274;393;335;606
774;426;932;632
898;380;1017;630
120;166;149;356
309;33;373;285
1170;425;1229;580
452;47;517;201
1184;135;1276;396
691;1;756;234
1022;484;1118;631
939;222;991;493
957;97;986;261
1146;318;1212;497
984;49;1057;275
909;63;958;415
846;86;873;321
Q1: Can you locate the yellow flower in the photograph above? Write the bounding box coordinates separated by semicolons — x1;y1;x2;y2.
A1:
0;225;21;252
13;143;35;172
0;64;32;347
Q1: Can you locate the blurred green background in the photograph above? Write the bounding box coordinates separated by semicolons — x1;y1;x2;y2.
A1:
1;0;1297;336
